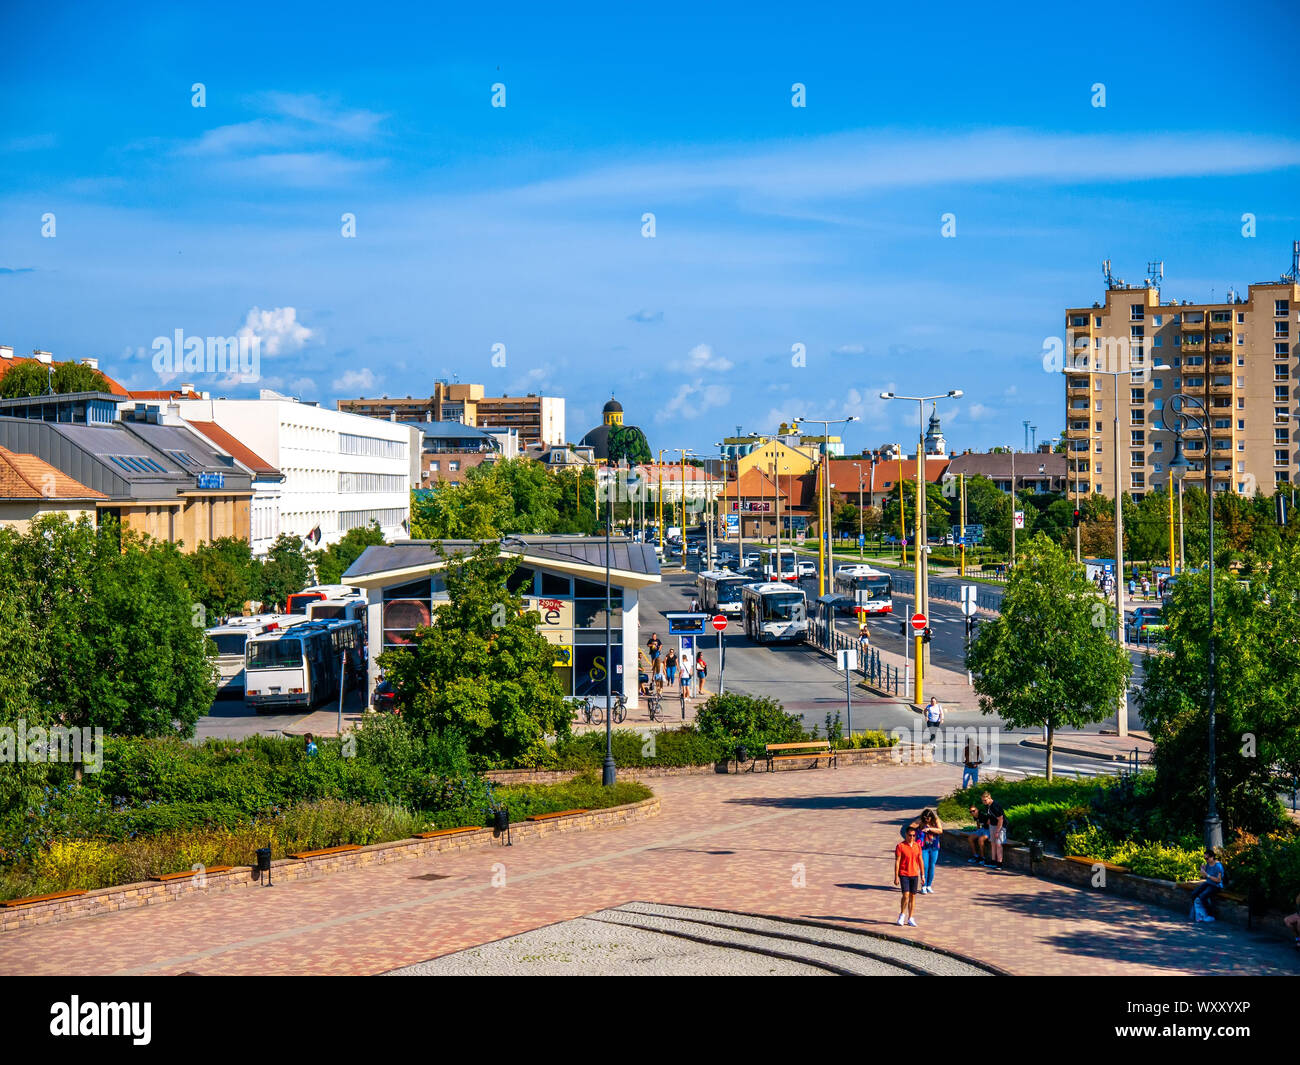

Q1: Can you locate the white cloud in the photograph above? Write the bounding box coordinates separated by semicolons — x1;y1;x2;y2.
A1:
237;306;313;358
658;381;731;421
682;343;733;373
832;343;865;356
333;368;378;392
966;403;994;421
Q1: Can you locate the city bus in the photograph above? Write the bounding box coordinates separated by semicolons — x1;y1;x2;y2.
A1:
832;565;894;614
695;570;749;617
244;619;366;712
204;614;308;696
307;597;367;623
741;582;808;644
286;584;362;615
759;547;798;583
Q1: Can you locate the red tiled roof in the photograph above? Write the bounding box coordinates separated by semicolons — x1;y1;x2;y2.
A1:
183;420;280;478
128;387;203;400
0;446;107;501
0;356;129;396
827;456;949;493
724;469;816;509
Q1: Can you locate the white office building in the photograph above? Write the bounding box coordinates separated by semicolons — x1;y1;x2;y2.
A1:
172;390;412;547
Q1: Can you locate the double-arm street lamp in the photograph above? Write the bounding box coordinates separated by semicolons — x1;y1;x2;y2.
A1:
797;415;858;597
1161;394;1222;850
880;391;961;705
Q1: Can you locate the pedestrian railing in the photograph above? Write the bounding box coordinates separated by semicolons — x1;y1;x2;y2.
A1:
805;621;900;696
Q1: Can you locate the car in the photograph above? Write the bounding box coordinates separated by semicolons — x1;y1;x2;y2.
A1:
1126;605;1165;642
797;560;816;578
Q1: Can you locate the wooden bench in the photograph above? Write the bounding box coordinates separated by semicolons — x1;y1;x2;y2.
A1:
288;845;362;860
148;865;234;882
413;827;485;839
1;889;87;908
1175;881;1245;905
765;741;837;771
526;809;589;822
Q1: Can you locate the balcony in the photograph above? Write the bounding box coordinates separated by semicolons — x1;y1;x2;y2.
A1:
1181;312;1206;330
1208;335;1232;352
1065;425;1090;439
1182;334;1205;348
1211;423;1233;438
1209;378;1234;396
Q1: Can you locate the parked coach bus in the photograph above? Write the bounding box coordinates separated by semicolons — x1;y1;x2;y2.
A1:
204;614;308;696
832;565;894;614
741;582;808;644
696;570;749;617
244;619;365;712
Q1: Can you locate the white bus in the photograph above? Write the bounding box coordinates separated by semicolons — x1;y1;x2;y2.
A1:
307;597;367;624
696;570;749;617
759;547;798;583
204;614;307;696
286;584;363;616
832;565;894;614
244;619;366;712
741;582;808;644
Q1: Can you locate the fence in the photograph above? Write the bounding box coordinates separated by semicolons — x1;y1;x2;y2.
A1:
805;620;901;696
890;571;1003;613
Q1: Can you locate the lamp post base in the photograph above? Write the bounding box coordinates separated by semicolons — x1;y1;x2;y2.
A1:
602;757;616;788
1204;814;1223;852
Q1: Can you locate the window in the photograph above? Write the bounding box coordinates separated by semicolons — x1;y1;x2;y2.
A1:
1277;386;1290;402
1095;441;1103;453
339;472;405;493
1130;304;1144;321
448;461;460;472
1277;343;1290;358
339;433;406;460
1153;377;1163;389
1277;299;1290;317
1130;410;1145;424
428;460;439;471
1130;451;1144;467
1130;388;1144;403
1131;473;1145;488
1069;315;1088;328
1153;463;1163;473
1277;428;1290;443
1277;408;1289;423
1153;440;1164;453
1238;461;1246;474
1095;421;1103;432
1154;335;1163;347
1237;312;1245;324
339;507;406;531
1095;316;1102;328
1278;322;1291;338
1277;450;1290;466
1130;430;1144;446
1276;367;1291;381
1152;315;1162;326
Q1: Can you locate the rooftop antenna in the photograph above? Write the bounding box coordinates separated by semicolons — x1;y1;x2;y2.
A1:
1102;259;1115;288
1284;240;1300;284
1031;425;1038;451
1145;260;1164;289
1022;419;1030;452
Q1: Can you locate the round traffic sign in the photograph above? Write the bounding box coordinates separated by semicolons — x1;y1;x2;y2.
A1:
711;614;728;631
910;613;927;630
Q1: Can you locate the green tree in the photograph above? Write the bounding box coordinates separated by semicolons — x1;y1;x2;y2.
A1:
882;480;951;541
493;458;561;534
186;536;258;618
311;522;385;585
377;543;569;765
1137;540;1300;835
257;533;313;611
410;474;512;540
966;533;1132;778
0;360;112;398
606;424;652;466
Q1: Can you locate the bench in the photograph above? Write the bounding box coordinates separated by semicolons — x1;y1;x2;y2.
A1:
526;809;589;822
413;827;486;839
1;889;87;908
765;741;837;771
148;865;234;882
1175;880;1246;905
288;845;362;860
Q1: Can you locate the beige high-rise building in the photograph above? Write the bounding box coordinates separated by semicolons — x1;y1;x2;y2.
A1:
338;381;565;449
1065;253;1299;502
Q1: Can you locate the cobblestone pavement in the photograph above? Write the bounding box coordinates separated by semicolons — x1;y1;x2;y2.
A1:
1;762;1295;976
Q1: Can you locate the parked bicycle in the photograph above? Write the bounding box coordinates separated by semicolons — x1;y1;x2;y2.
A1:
646;692;664;722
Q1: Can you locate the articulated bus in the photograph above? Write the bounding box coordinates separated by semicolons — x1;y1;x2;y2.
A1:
832;565;894;614
759;547;798;583
244;619;366;712
696;570;749;617
741;582;808;644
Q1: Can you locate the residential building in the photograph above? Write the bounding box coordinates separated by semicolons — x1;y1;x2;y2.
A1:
171;390;411;546
825;455;950;508
0;445;107;532
1065;251;1300;499
416;421;508;488
338;382;565;448
343;536;660;707
942;449;1066;494
721;467;815;540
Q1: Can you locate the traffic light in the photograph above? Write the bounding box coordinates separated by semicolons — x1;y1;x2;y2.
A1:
1072;508;1082;528
899;621;907;637
922;626;933;644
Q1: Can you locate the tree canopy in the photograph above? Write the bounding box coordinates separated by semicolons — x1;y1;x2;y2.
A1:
0;360;112;399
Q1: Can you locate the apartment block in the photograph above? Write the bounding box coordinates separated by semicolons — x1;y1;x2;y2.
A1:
1065;257;1300;500
338;381;565;449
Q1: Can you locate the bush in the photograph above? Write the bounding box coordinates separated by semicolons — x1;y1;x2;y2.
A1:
1223;830;1300;911
938;775;1101;827
1000;801;1091;844
427;774;652;830
834;730;897;750
693;693;806;755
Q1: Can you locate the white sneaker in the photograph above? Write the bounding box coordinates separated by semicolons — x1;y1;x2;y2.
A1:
907;917;918;927
897;914;906;925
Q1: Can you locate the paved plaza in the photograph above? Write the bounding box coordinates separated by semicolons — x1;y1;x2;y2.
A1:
1;761;1294;976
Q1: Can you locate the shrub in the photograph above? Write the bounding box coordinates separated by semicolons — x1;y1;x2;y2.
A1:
1110;840;1205;882
834;730;896;751
693;693;805;755
1223;830;1300;911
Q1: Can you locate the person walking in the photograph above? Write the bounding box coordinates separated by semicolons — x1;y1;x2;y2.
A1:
915;808;944;894
680;658;693;701
924;697;944;744
664;647;678;687
653;658;666;694
646;632;662;668
961;738;984;789
980;791;1006;869
304;733;318;758
894;824;924;927
695;650;708;696
1192;847;1225;922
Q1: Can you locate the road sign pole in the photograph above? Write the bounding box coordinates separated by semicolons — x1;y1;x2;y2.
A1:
718;626;724;694
844;657;852;738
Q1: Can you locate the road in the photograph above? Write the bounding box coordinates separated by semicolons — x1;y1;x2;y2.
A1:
641;570;1131;782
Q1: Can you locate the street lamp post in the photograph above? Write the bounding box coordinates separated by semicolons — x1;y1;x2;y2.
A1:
1163;394;1222;851
602;463;616;787
880;392;962;706
852;462;864;558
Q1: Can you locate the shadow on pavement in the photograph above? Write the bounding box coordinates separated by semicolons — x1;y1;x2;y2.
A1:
724;794;929;813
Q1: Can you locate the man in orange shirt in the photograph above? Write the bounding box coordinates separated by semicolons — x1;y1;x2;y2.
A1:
894;824;924;927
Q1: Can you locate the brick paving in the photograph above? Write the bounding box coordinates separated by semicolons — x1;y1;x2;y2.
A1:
0;763;1294;976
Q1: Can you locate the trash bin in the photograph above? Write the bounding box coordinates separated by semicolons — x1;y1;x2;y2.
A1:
1027;838;1044;863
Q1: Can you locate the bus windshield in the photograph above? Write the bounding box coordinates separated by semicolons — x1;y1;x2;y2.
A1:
247;638;303;671
208;633;248;656
311;605;346;620
763;594;805;622
716;581;744;604
863;576;891;597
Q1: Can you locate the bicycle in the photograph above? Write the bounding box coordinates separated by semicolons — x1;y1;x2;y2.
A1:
679;688;688;720
646;692;664;722
612;692;628;724
574;697;603;725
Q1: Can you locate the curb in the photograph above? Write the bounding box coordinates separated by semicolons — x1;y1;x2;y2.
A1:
1018;738;1153;762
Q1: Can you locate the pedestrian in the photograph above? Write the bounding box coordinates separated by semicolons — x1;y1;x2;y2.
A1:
924;696;944;744
915;808;944;894
680;659;692;700
304;733;318;757
653;660;666;694
637;649;650;696
967;801;990;864
664;647;678;686
1140;575;1149;599
961;738;984;789
894;823;924;927
1284;890;1300;949
690;596;700;613
1128;576;1137;598
1191;847;1225;922
647;632;662;667
977;790;1005;868
695;650;708;696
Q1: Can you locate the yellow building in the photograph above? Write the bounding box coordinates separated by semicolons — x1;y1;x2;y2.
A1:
735;438;815;479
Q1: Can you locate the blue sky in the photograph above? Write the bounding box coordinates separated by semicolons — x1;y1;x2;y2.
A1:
2;1;1298;455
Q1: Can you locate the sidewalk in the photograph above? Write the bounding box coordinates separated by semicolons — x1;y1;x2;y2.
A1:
3;762;1292;976
1020;731;1154;762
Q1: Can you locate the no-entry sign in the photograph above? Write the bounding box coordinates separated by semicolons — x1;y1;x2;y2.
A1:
711;614;728;631
911;613;928;630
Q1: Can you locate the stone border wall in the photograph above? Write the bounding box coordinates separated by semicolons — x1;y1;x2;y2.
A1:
942;829;1292;942
486;743;931;786
1;797;660;935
